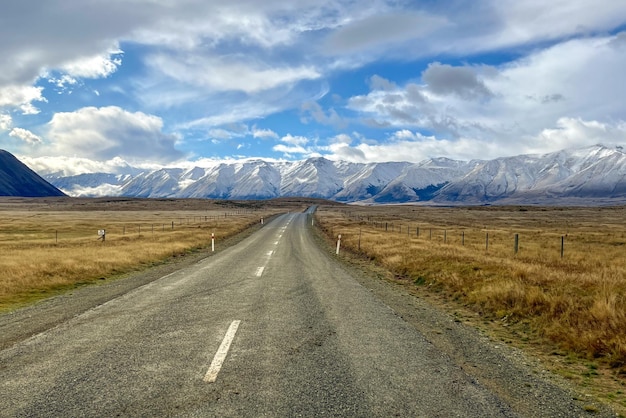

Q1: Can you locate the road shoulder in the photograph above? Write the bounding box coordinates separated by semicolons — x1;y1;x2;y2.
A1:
309;222;615;417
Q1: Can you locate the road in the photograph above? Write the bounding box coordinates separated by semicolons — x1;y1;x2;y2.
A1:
0;210;611;417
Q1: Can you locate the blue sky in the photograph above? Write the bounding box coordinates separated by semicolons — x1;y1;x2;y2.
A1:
1;0;626;175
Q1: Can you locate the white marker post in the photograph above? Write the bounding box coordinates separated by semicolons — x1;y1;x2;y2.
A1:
336;234;341;255
261;217;264;225
98;229;106;242
211;232;215;252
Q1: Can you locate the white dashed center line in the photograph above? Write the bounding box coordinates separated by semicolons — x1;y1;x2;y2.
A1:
255;266;265;277
204;320;241;383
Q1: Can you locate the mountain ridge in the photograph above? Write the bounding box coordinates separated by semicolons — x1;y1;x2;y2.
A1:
39;144;626;205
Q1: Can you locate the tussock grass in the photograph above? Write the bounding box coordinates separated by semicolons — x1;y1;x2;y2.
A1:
0;197;306;311
316;205;626;369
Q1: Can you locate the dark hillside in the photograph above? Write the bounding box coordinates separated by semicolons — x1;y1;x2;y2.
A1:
0;150;65;197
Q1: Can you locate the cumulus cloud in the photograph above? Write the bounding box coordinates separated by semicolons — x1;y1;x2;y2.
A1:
60;49;123;79
9;128;42;145
530;118;626;152
346;32;626;158
252;126;278;139
47;106;183;162
0;85;47;114
280;134;309;146
19;155;135;177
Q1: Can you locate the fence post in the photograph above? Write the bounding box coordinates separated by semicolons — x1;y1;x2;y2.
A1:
462;231;465;246
486;232;489;251
444;230;447;243
514;234;519;255
561;236;564;259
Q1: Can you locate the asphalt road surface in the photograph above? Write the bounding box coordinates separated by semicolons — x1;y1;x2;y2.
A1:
0;210;613;417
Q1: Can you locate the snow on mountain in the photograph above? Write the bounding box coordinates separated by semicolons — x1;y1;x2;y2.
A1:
44;144;626;204
434;145;626;203
370;158;480;203
279;157;359;198
333;162;410;202
122;168;184;198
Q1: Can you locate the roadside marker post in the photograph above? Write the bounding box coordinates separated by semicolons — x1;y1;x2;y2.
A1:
211;232;215;252
336;234;342;255
97;229;106;243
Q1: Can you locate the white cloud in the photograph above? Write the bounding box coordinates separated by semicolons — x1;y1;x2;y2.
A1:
0;85;47;115
320;130;503;163
61;183;123;198
280;134;309;146
60;49;123;79
9;128;42;145
530;118;626;153
346;33;626;158
252;126;278;139
19;155;134;177
148;53;320;94
46;106;183;162
487;0;626;49
272;143;309;155
0;114;12;130
207;128;245;140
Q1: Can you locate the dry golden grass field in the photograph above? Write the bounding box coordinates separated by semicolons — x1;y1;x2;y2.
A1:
315;204;626;412
0;197;310;312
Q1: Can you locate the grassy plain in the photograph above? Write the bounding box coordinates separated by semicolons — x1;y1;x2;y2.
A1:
0;197;308;311
315;204;626;412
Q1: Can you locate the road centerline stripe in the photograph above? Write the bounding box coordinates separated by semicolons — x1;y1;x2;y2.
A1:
204;320;241;383
255;266;265;277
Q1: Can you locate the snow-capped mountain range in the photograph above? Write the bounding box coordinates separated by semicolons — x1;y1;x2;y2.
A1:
45;144;626;205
